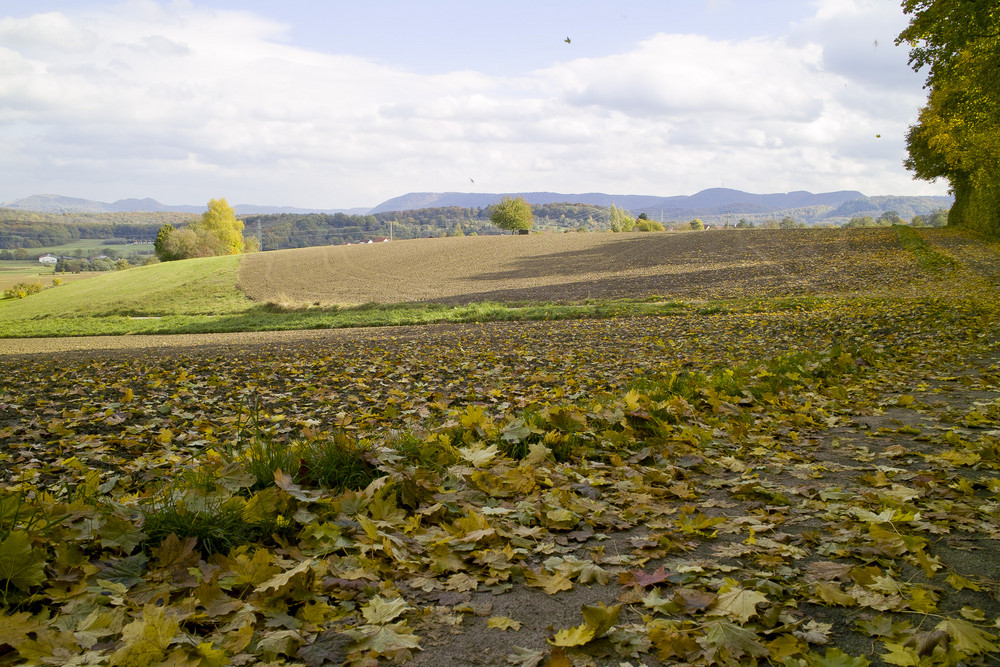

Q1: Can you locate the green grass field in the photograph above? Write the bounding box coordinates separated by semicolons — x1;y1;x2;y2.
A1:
4;238;154;257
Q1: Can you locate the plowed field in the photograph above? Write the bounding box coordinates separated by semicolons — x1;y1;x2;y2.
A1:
237;229;926;306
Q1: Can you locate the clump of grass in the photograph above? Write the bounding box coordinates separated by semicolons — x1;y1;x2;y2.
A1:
233;393;300;490
140;492;255;556
239;436;299;490
299;432;379;491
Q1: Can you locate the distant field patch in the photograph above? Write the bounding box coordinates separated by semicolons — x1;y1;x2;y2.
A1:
6;238;154;256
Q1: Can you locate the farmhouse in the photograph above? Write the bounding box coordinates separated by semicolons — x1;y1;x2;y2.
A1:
38;254;58;264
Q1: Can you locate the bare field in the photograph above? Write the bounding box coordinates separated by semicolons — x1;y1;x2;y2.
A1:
237;228;927;306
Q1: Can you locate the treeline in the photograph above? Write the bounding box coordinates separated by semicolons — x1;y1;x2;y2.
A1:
243;203;612;249
0;209;194;249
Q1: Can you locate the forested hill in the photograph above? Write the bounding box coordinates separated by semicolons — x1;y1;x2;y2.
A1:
0;209;195;249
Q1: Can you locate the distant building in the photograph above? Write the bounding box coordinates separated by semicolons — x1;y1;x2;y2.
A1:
38;254;58;264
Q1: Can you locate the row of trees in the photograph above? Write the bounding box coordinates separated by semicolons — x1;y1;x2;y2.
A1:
154;199;257;261
489;198;668;234
898;1;999;236
54;257;132;273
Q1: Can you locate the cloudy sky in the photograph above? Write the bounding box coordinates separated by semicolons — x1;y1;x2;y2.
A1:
0;0;946;209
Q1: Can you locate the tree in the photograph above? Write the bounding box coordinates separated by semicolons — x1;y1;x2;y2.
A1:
489;196;534;233
634;219;664;232
844;215;876;228
154;224;176;261
877;210;905;226
153;199;250;261
927;208;949;227
897;1;1000;236
779;216;798;229
195;198;245;255
690;219;705;231
609;204;636;232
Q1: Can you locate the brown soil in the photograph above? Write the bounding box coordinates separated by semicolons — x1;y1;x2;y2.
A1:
236;228;925;306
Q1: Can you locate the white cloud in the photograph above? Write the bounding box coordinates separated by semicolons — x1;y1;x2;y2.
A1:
0;1;944;208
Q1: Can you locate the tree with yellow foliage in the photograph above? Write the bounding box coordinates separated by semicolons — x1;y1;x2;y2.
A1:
154;198;250;261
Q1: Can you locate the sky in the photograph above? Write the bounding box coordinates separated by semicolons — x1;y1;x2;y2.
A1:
0;0;948;210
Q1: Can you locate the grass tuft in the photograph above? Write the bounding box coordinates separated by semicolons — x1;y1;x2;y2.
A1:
299;432;380;491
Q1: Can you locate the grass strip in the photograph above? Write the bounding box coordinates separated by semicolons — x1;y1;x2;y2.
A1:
894;225;960;273
0;299;694;338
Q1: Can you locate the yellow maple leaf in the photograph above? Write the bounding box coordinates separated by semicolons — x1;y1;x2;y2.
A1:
581;602;620;638
346;621;421;654
711;586;769;623
549;623;596;647
110;605;179;667
813;582;856;607
525;569;573;595
254;559;314;595
880;641;921;666
362;596;410;625
487;616;522;631
459;443;499;467
936;618;999;655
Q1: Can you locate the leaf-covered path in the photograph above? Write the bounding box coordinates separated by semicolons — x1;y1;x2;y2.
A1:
0;228;998;666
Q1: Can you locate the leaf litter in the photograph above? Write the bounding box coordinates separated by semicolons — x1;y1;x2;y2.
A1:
0;228;998;665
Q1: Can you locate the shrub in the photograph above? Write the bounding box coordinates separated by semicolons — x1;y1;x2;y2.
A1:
3;282;43;299
635;220;665;232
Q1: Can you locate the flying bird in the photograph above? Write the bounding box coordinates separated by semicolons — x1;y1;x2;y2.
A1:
469;177;475;184
564;37;571;44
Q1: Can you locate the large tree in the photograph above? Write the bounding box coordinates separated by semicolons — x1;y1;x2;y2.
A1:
896;1;1000;236
489;196;534;233
197;198;246;255
154;198;248;261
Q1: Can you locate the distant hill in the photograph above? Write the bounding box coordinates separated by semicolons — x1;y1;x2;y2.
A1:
0;194;366;216
368;188;870;215
367;188;952;227
2;189;953;229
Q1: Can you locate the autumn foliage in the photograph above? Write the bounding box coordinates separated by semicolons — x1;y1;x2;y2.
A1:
155;198;249;261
